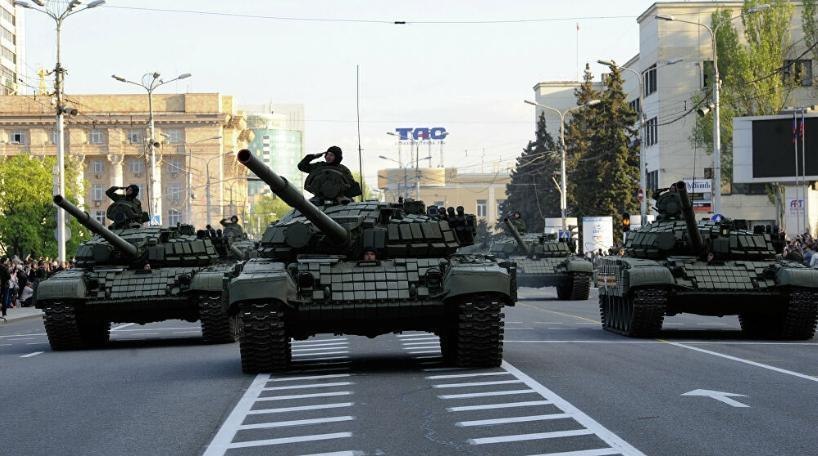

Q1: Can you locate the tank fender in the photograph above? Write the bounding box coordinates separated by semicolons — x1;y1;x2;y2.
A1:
443;263;513;304
190;269;229;293
565;258;593;274
775;267;818;288
34;272;87;303
228;261;297;310
626;265;675;288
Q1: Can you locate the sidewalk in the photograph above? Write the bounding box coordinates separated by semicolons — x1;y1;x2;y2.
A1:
1;306;43;323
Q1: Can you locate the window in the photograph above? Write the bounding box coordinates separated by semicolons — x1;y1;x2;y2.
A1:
91;160;104;175
433;200;445;207
128;158;145;176
94;210;105;224
163;129;183;144
732;183;768;195
91;184;104;202
166;157;183;175
646;170;659;195
783;60;813;87
168;208;182;226
628;98;641;116
476;200;487;218
702;60;716;89
9;130;25;144
89;129;104;144
643;64;657;96
127;130;143;144
167;183;182;202
643;117;658;146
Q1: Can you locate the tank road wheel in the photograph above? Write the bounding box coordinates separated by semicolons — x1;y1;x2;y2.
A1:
453;294;505;368
199;293;239;344
569;273;591;301
780;288;818;340
238;301;290;373
78;318;110;347
601;288;667;338
42;302;84;350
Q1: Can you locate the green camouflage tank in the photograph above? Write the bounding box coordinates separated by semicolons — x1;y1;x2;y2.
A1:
597;181;818;339
492;219;592;300
35;196;254;350
227;150;517;373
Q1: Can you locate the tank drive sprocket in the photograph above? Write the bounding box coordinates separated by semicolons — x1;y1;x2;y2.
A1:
239;301;291;373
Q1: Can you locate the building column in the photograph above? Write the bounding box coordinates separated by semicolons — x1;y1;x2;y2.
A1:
107;153;124;188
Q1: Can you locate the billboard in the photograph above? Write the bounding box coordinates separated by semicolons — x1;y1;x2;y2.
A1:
582;216;613;254
734;113;817;183
682;178;712;212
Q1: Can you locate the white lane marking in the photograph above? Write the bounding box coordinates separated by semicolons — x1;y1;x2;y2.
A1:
111;327;193;332
292;338;347;344
407;350;440;355
526;448;621;456
248;402;354;415
667;341;818;383
681;389;749;408
439;389;536;400
20;351;43;358
413;355;442;360
401;341;441;346
292;342;350;349
422;367;465;372
506;339;818;346
0;344;11;347
427;372;512;380
271;374;351;382
262;381;353;391
238;415;355;430
256;391;353;402
228;432;352;449
0;333;46;338
457;413;571;427
173;330;201;334
503;361;646;455
292;346;350;352
396;333;433;338
26;342;45;345
434;379;523;389
469;429;594;445
291;356;350;362
5;337;34;341
292;351;350;357
203;374;270;456
448;400;552;412
110;323;135;331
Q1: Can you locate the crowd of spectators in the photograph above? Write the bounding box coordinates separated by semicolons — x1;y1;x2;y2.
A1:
782;232;818;267
0;256;73;319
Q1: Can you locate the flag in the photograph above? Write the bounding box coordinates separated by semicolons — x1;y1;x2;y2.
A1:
793;112;798;144
801;110;806;139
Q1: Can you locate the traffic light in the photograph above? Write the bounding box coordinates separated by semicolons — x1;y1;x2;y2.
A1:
622;212;631;232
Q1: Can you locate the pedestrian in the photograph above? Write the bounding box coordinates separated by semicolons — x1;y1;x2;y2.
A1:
0;260;10;319
18;281;34;307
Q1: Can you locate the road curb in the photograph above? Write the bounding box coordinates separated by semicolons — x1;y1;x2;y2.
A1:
2;309;44;324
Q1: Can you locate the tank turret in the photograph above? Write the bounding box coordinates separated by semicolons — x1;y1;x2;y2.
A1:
53;195;138;258
503;217;530;256
237;149;349;246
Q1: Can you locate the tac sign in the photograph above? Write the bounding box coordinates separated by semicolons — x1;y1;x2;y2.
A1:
149;214;162;226
711;214;724;222
395;127;448;141
558;230;571;240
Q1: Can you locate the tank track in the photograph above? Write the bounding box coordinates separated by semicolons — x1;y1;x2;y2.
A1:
453;294;504;367
199;293;238;344
780;288;818;340
600;288;667;338
238;301;291;373
42;302;84;350
569;273;591;300
78;318;110;347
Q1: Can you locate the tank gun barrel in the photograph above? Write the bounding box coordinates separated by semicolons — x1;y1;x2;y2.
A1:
237;149;350;246
675;180;704;254
503;218;531;256
53;195;139;257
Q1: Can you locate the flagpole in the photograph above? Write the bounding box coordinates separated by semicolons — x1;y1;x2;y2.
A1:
793;111;800;235
802;108;808;235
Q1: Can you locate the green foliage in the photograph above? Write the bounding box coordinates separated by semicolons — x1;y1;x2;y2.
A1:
802;0;818;85
350;171;374;201
0;155;87;258
504;112;559;232
247;194;293;238
567;64;639;239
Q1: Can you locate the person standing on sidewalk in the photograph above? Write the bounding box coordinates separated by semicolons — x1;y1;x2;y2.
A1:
0;259;10;319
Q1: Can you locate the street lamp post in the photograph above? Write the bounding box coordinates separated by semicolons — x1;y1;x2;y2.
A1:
111;71;191;223
524;99;601;230
183;136;222;223
204;151;235;225
655;4;769;214
385;131;407;198
16;0;106;262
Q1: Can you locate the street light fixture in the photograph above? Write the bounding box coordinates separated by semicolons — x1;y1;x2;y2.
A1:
523;99;601;230
111;71;193;223
655;4;769;214
15;0;106;262
183;136;222;224
385;131;409;199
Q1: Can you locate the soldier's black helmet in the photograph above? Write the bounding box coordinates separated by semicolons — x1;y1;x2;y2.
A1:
127;184;139;198
326;146;343;165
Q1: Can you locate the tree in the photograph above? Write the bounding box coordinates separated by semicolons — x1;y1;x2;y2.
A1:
504;112;559;233
350;171;375;201
565;64;603;218
247;194;292;238
0;155;87;258
691;0;794;220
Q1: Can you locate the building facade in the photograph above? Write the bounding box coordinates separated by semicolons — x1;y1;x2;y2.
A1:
240;104;305;197
534;1;818;231
378;167;510;226
1;1;21;95
0;93;247;229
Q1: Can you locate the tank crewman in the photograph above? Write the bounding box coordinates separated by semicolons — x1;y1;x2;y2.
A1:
361;248;378;262
106;184;149;227
298;146;362;204
509;211;527;234
220;215;245;240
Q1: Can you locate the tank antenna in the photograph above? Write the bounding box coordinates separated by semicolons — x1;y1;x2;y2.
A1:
356;64;364;201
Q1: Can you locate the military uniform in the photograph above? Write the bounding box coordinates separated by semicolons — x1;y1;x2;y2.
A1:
106;185;149;228
298;146;362;203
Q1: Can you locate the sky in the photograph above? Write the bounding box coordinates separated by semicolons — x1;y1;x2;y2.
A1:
20;0;663;187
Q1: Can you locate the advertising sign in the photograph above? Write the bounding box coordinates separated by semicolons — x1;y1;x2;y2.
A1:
394;127;448;141
582;216;613;254
683;178;713;212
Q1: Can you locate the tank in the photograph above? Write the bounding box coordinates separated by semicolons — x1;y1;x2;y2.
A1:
35;195;254;350
488;218;592;300
597;181;818;339
228;150;516;373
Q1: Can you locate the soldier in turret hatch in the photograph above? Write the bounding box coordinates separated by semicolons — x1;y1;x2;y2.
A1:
298;146;362;204
105;184;149;228
220;215;245;240
509;211;527;234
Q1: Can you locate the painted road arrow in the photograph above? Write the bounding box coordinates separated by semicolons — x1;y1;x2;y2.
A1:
681;389;750;408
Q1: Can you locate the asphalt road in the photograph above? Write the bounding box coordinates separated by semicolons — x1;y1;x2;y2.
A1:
1;288;816;456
